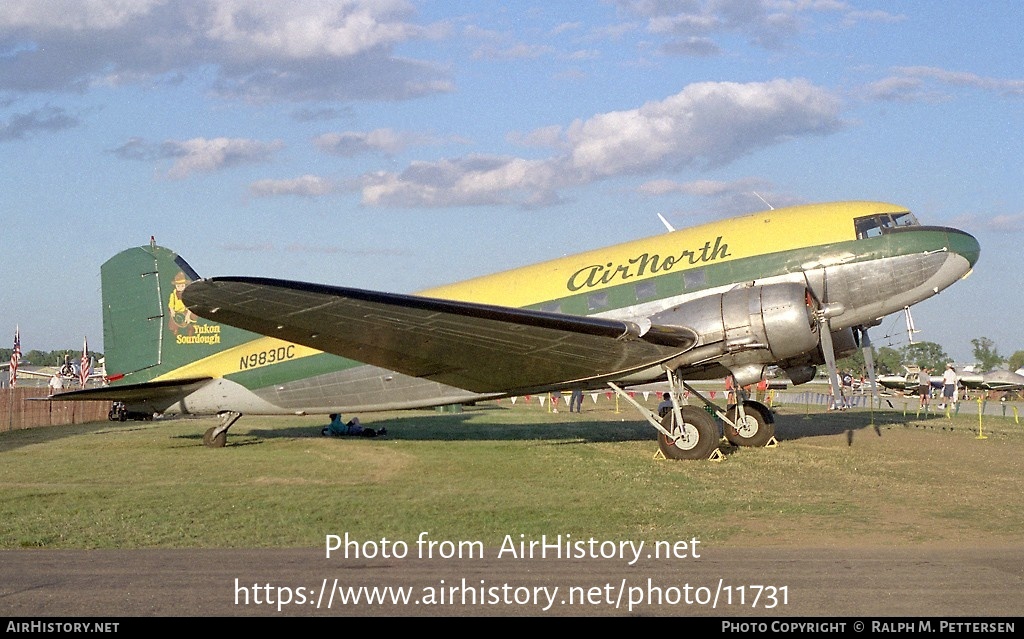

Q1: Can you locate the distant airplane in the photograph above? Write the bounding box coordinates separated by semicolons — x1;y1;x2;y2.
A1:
51;201;979;459
3;352;104;385
877;369;1024;394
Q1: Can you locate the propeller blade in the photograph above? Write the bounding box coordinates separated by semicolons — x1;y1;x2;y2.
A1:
818;317;844;409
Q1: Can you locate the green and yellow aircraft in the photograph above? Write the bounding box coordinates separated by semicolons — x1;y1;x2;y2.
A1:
55;201;979;459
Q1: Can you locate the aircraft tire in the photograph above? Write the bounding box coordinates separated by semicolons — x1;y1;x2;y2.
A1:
657;405;719;460
724;403;774;447
202;427;227;448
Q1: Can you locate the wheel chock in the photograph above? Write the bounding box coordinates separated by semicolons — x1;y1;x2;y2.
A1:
653;447;725;462
764;436;779;448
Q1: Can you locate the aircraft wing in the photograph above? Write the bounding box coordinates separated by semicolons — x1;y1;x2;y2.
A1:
1;366;56;379
183;277;698;394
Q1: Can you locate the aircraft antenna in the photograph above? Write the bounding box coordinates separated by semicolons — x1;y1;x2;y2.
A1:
657;212;676;233
904;306;919;344
752;192;774;210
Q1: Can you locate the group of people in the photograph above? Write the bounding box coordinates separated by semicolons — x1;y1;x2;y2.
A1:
321;414;387;438
918;364;960;409
825;370;857;410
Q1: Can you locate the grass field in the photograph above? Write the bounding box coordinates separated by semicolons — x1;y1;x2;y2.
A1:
2;399;1023;550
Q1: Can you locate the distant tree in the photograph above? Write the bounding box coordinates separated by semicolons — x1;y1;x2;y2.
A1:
874;347;904;375
971;337;1005;371
899;341;950;372
23;349;49;365
1009;351;1024;373
836;348;865;376
835;345;906;377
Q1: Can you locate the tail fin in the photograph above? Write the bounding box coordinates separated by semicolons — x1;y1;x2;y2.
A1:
101;244;257;384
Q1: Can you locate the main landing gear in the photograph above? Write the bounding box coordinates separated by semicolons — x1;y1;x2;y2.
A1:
608;369;775;461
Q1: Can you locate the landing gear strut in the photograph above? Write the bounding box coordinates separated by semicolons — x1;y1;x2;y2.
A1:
657;405;719;460
723;403;773;447
608;367;775;460
203;411;241;448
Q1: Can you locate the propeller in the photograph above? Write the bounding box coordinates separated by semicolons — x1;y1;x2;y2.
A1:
854;325;893;410
805;287;844;409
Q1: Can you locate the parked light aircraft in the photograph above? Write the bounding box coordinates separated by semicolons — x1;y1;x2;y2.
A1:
52;201;979;459
878;369;1024;394
3;353;104;385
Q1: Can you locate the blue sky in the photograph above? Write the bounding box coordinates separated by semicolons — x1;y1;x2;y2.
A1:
1;1;1020;364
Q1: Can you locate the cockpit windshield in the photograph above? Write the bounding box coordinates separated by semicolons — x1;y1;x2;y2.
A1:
854;211;920;239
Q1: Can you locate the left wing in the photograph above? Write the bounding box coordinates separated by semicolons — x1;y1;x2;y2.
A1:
183;277;697;394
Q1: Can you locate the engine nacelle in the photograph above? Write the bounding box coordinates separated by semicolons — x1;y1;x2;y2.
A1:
650;282;819;385
784;365;817;386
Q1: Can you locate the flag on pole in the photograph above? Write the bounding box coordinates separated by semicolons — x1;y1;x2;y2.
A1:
79;336;91;389
9;326;20;388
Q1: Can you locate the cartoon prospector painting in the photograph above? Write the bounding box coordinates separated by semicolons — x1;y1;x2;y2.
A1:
168;271;196;334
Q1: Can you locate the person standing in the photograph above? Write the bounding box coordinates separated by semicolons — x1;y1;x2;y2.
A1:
840;370;854;410
48;373;63;396
918;368;931;409
941;364;958;409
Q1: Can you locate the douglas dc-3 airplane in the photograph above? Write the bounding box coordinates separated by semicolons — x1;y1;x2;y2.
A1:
52;201;979;460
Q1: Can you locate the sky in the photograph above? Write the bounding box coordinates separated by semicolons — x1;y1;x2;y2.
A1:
1;1;1021;365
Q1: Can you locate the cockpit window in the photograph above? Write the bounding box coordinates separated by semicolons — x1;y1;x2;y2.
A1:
854;211;920;239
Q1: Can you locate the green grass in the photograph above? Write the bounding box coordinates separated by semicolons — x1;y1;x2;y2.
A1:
2;401;1023;549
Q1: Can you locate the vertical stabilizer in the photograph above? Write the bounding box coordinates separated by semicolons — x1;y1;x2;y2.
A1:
101;245;257;384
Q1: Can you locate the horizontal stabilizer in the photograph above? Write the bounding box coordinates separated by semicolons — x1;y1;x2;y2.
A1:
41;377;212;405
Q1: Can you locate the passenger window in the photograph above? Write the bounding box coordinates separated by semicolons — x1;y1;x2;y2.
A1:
587;292;610;311
683;268;706;290
635;280;658;302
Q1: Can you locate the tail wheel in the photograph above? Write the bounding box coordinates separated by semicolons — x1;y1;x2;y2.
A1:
202;427;227;448
657;405;719;460
724;403;774;447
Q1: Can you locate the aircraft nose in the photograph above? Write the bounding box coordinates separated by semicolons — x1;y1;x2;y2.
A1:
948;228;980;268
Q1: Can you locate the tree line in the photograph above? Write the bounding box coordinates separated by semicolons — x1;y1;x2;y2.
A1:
0;348;104;367
837;336;1023;377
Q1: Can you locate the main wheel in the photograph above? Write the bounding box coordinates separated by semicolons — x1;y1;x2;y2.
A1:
202;427;227;448
724;403;774;447
657;405;719;460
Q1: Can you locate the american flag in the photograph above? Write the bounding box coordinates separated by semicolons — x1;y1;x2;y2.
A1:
9;326;20;388
79;336;91;389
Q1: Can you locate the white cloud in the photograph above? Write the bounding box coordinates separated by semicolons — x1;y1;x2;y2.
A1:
0;106;78;141
868;67;1024;102
0;0;450;101
358;79;842;208
360;156;562;208
564;78;842;177
158;137;283;178
314;129;428;157
0;0;162;30
203;0;423;60
250;175;335;197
